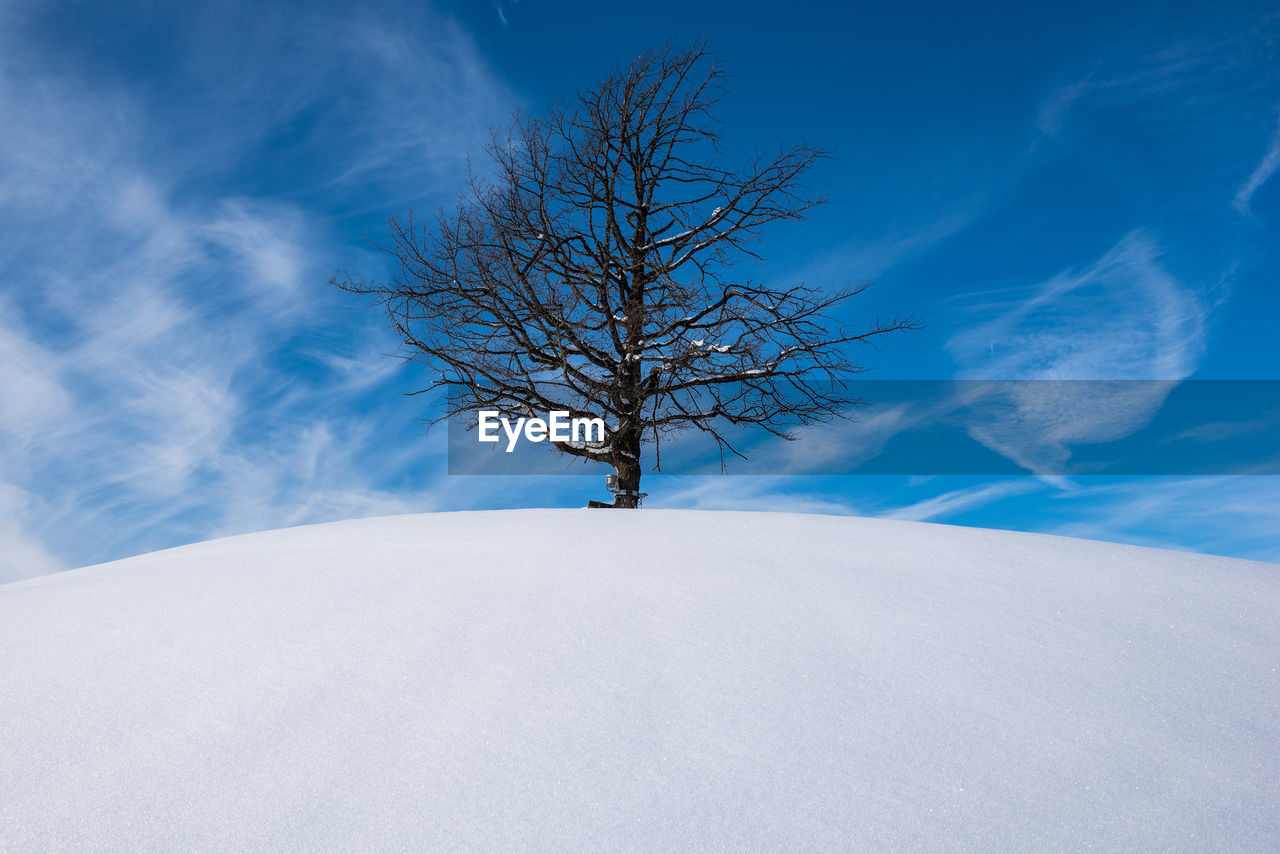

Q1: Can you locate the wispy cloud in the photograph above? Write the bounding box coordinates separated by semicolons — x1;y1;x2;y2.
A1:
949;231;1206;381
0;483;66;583
1046;476;1280;563
792;197;989;285
0;299;70;451
0;0;514;577
946;232;1209;473
303;10;516;197
648;477;865;516
1233;114;1280;214
1035;78;1094;139
1030;23;1273;148
884;480;1042;522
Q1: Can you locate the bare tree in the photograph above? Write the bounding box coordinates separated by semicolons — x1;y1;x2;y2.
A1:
334;43;917;507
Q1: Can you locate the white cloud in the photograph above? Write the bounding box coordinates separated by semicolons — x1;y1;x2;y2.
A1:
648;477;864;516
305;11;516;194
203;199;311;304
950;231;1206;381
946;232;1208;473
747;403;922;475
793;198;988;284
1035;79;1093;138
0;301;70;446
0;482;66;583
1233;114;1280;214
1029;32;1256;147
0;2;515;574
1047;477;1280;562
884;480;1041;522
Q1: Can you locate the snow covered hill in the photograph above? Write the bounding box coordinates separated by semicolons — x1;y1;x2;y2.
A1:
2;510;1277;852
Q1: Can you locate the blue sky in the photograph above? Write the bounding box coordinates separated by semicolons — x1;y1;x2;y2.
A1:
1;0;1278;579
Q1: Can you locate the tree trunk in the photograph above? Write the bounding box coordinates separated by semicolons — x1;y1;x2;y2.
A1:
611;430;643;508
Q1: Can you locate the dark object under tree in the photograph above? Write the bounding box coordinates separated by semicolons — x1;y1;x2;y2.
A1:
334;43;917;507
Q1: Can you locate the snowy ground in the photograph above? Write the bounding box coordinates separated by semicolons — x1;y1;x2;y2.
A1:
1;510;1277;852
